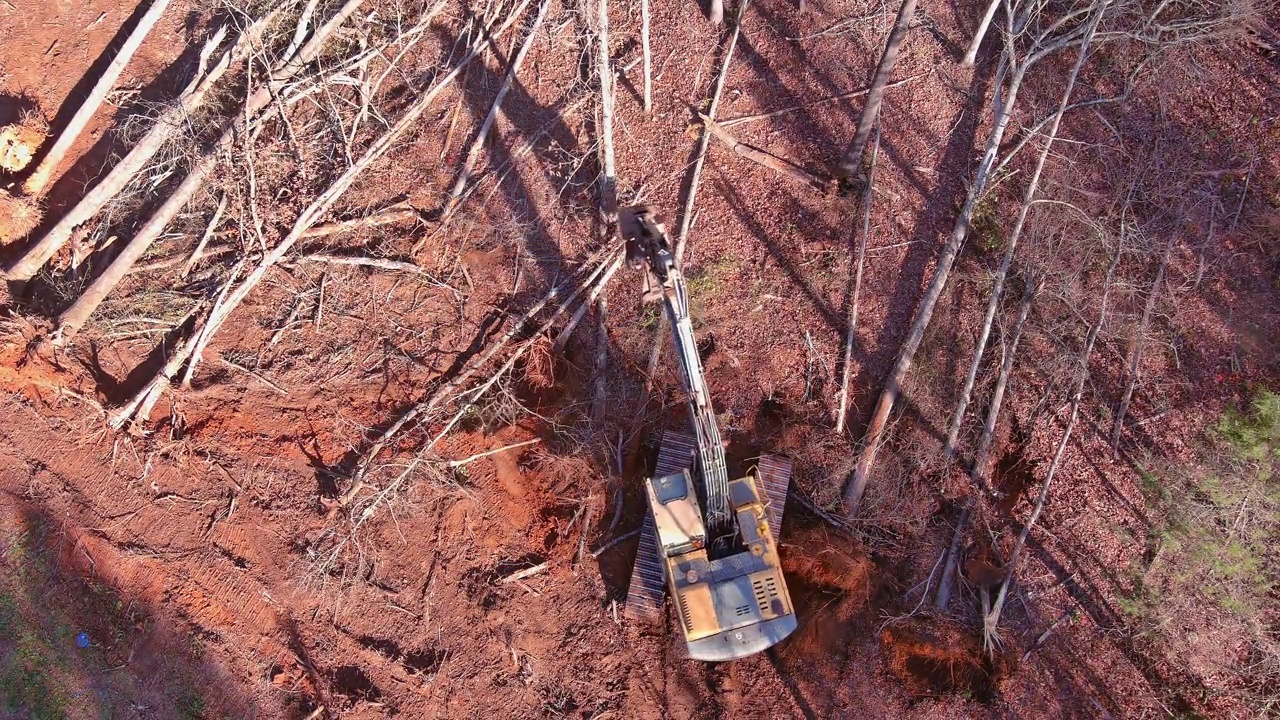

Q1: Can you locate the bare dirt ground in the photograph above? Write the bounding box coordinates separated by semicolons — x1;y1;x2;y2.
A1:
0;0;1277;718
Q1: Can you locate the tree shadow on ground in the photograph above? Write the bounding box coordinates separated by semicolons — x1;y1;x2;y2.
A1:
0;496;295;719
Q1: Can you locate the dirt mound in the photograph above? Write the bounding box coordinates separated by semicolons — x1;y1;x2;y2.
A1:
778;525;872;663
782;525;871;596
881;621;1002;701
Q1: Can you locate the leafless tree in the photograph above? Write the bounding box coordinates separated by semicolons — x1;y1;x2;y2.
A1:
1110;235;1174;450
942;0;1107;467
962;0;1003;66
838;0;917;179
984;235;1122;652
22;0;176;198
843;0;1121;516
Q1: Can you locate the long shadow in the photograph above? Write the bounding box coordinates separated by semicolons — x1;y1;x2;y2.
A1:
2;9;240;310
1025;532;1210;715
843;59;996;438
714;169;845;333
0;497;273;718
748;0;971;202
766;649;820;720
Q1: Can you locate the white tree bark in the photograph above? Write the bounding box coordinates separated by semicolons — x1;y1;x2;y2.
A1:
3;12;256;281
1109;237;1173;450
597;0;618;218
842;43;1025;516
983;243;1118;651
641;0;652;112
836;124;880;434
53;0;384;340
968;277;1042;491
674;0;750;266
942;6;1097;466
961;0;1003;66
23;0;176;197
441;0;552;220
838;0;918;177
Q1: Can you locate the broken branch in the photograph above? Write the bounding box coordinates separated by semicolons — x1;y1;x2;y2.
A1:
835;122;879;434
674;0;750;266
446;438;540;467
701;114;831;191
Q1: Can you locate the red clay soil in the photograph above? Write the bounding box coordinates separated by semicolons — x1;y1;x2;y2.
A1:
0;0;1277;718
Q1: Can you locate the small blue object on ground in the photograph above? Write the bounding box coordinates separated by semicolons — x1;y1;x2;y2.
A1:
76;632;90;649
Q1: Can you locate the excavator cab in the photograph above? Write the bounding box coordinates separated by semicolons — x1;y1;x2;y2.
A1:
643;469;796;660
620;205;797;660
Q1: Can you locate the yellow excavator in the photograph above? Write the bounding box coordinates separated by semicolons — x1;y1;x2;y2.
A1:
620;205;797;661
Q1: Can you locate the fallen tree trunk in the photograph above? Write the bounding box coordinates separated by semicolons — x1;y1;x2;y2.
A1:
835;123;880;434
596;0;618;219
674;0;750;265
55;141;224;342
23;0;176;198
968;277;1042;492
4;12;269;281
837;0;917;179
339;248;621;510
933;497;974;610
641;0;652;112
842;0;1113;516
983;230;1121;653
440;0;551;221
110;0;528;429
941;7;1094;466
702;114;831;191
53;0;388;341
841;44;1025;516
934;277;1040;611
961;0;1002;67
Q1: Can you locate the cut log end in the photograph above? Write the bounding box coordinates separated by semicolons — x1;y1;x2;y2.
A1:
0;112;49;173
0;189;43;245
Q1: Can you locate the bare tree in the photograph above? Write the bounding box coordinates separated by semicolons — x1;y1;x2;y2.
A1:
440;0;552;221
934;275;1041;609
2;13;272;282
53;0;384;342
842;0;1118;517
970;277;1043;491
983;237;1121;652
836;123;880;433
1110;236;1174;450
962;0;1003;66
942;0;1105;467
838;0;917;179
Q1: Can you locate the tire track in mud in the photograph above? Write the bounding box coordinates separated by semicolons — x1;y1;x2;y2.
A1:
0;413;301;685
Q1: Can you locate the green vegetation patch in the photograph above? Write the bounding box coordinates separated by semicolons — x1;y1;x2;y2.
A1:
1124;388;1280;710
1;532;73;719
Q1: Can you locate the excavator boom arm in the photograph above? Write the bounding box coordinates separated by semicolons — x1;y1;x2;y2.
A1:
622;207;731;538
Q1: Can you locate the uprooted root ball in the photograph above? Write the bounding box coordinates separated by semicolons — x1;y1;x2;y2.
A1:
0;189;42;244
0;113;48;173
881;621;1006;700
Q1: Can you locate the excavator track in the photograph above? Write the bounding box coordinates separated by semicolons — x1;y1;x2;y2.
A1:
625;435;793;624
753;453;792;533
625;431;696;623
